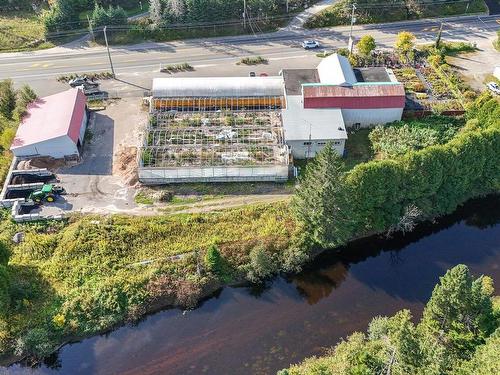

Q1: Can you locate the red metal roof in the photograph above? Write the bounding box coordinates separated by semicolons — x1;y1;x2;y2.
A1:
11;88;87;150
303;83;405;98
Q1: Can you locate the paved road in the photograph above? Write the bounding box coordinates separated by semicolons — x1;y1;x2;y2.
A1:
0;15;498;96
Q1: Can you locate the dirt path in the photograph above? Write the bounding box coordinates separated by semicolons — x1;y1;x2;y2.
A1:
78;193;292;216
163;194;292;214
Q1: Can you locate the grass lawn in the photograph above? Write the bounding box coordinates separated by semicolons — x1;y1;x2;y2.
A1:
0;11;54;52
344;129;374;170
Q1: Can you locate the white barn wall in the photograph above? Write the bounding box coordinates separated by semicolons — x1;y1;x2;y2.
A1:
78;110;88;144
12;135;78;158
341;108;403;128
287;139;345;159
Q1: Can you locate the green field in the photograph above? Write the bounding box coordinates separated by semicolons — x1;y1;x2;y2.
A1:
305;0;488;28
0;12;54;52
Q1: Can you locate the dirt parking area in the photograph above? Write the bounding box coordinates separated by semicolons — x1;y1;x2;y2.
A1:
447;36;500;90
56;98;149;214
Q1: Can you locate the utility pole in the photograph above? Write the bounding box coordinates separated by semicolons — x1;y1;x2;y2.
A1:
87;14;95;42
103;26;115;78
348;3;357;53
243;0;247;29
286;0;289;13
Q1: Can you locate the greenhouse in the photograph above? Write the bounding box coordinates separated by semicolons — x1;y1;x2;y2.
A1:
138;111;290;184
151;77;286;112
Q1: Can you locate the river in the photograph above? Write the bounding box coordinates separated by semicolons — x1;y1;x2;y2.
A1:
7;195;500;375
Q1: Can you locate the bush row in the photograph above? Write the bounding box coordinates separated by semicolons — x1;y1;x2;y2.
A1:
294;95;500;249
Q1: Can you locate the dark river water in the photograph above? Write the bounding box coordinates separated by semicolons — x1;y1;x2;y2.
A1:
6;195;500;375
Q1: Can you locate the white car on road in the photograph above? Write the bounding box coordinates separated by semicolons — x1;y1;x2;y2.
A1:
302;40;321;49
486;82;500;95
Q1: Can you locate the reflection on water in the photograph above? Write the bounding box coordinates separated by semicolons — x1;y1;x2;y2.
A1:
7;195;500;375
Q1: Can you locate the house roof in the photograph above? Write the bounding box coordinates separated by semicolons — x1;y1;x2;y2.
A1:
152;77;285;98
281;69;319;95
282;96;347;141
317;54;357;86
302;83;405;98
11;88;87;150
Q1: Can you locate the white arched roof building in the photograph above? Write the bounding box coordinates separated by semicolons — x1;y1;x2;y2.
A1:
317;54;357;86
152;77;284;97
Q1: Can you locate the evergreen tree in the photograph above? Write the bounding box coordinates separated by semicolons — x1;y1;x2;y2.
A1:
204;244;223;275
0;79;16;119
292;143;352;248
420;265;495;363
149;0;163;28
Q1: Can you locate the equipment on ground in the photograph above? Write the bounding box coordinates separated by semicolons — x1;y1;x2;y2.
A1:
28;184;66;204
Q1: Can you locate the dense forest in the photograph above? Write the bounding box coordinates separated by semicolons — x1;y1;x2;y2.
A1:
281;265;500;375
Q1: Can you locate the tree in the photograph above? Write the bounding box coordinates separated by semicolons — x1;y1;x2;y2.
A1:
456;328;500;375
357;35;376;57
15;85;38;119
106;5;127;26
43;0;79;32
167;0;186;19
91;4;110;27
292;143;352;248
149;0;163;28
91;4;127;27
395;31;416;64
246;246;276;283
403;0;423;20
420;265;495;364
0;79;16;119
204;244;224;276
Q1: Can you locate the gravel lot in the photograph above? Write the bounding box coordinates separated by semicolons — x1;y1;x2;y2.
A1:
446;36;500;90
55;98;148;214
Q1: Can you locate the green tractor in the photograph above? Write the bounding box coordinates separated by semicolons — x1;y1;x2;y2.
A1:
29;184;66;204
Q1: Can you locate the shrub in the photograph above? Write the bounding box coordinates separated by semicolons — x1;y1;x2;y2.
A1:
494;30;500;51
14;327;55;358
357;35;376;56
245;246;277;283
0;266;10;315
0;240;9;266
238;56;268;65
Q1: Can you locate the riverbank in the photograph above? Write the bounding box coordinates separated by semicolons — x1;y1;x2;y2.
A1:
7;193;500;374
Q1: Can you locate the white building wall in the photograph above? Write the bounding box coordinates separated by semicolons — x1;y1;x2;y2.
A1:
12;135;78;158
287;139;345;159
78;110;88;144
341;108;403;128
138;165;290;184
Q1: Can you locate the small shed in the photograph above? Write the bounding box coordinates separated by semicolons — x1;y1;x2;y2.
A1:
11;88;88;159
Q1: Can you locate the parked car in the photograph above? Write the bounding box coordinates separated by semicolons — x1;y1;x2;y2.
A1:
259;72;268;77
69;76;99;88
486;82;500;95
75;85;101;96
249;71;256;77
302;40;320;49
